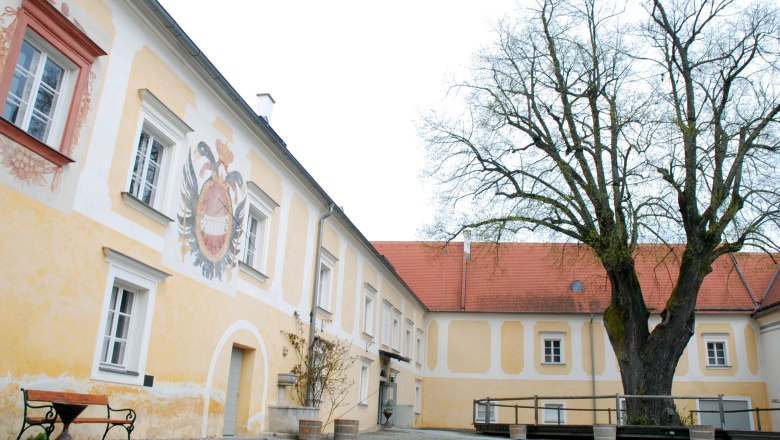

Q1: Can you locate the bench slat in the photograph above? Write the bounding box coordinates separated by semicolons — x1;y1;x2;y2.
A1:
28;417;132;424
26;390;108;405
72;418;133;424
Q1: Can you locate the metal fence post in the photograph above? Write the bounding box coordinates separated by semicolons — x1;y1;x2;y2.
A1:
718;394;726;430
515;404;519;424
534;395;539;426
615;394;621;427
756;407;762;431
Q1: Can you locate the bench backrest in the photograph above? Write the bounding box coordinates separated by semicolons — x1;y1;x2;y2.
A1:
25;390;109;406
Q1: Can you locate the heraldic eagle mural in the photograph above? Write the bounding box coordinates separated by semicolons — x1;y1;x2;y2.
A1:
178;140;246;281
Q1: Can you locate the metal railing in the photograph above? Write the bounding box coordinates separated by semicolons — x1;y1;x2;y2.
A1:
473;394;779;431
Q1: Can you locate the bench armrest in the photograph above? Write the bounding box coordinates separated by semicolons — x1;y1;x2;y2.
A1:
107;405;136;425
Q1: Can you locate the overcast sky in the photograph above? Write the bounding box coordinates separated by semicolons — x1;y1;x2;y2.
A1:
156;0;518;241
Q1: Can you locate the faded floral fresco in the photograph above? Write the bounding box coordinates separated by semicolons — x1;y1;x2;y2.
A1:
0;137;55;186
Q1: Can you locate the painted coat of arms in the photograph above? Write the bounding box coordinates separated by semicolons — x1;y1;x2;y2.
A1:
178;140;245;281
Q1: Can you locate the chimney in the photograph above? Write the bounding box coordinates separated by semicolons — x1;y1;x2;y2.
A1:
463;230;471;261
256;93;275;123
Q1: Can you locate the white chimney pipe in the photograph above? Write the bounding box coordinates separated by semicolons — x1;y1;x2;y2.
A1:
463;230;471;261
256;93;275;124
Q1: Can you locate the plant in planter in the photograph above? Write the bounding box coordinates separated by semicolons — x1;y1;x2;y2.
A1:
282;315;357;429
382;399;394;427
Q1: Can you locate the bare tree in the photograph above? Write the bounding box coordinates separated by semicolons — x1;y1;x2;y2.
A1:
423;0;780;424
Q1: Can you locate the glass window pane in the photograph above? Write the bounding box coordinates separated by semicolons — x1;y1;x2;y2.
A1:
2;101;20;122
115;314;130;339
119;289;134;313
27;115;48;141
41;59;64;89
17;40;40;71
9;70;31;101
110;340;126;365
33;89;55;116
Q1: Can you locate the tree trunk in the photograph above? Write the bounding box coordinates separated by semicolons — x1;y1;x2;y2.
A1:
603;249;710;425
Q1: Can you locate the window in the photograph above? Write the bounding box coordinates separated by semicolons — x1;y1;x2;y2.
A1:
363;284;376;336
698;398;752;430
542;333;564;364
0;0;105;165
382;302;391;347
239;182;277;279
93;248;169;386
359;361;370;405
543;403;565;424
122;90;191;223
404;320;413;357
475;401;497;423
704;334;729;367
101;285;136;367
317;249;337;311
128;129;165;206
416;330;424;365
415;381;422;414
3;37;72;144
392;310;401;351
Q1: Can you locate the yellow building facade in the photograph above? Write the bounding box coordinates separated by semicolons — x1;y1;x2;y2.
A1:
0;0;426;437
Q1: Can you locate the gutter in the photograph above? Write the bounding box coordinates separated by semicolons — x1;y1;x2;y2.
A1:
306;203;335;407
589;314;596;424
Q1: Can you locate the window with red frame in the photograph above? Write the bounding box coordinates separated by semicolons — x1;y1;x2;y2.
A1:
0;0;104;166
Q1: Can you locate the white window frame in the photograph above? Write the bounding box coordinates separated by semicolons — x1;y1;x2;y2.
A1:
381;302;392;347
543;402;566;425
474;401;497;423
696;396;754;430
363;284;376;337
92;248;170;386
359;358;372;406
415;380;422;414
239;181;277;281
404;320;414;357
392;309;401;351
416;329;424;366
542;332;565;365
3;31;75;147
317;248;337;312
704;334;730;367
123;89;191;224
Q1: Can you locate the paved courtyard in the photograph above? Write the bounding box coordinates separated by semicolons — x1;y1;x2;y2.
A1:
358;428;500;439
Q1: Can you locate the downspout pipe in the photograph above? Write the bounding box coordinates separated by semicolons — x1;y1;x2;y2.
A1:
306;203;335;407
590;314;597;424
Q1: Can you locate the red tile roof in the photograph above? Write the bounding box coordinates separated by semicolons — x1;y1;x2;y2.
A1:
371;242;778;314
758;266;780;312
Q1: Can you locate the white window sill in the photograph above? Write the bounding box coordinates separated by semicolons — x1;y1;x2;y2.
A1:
705;364;731;369
121;192;174;225
362;332;374;340
99;364;139;376
358;402;369;408
239;261;269;282
542;362;566;366
316;306;333;318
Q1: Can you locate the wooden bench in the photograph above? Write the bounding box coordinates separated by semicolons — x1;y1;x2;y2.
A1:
17;389;136;440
